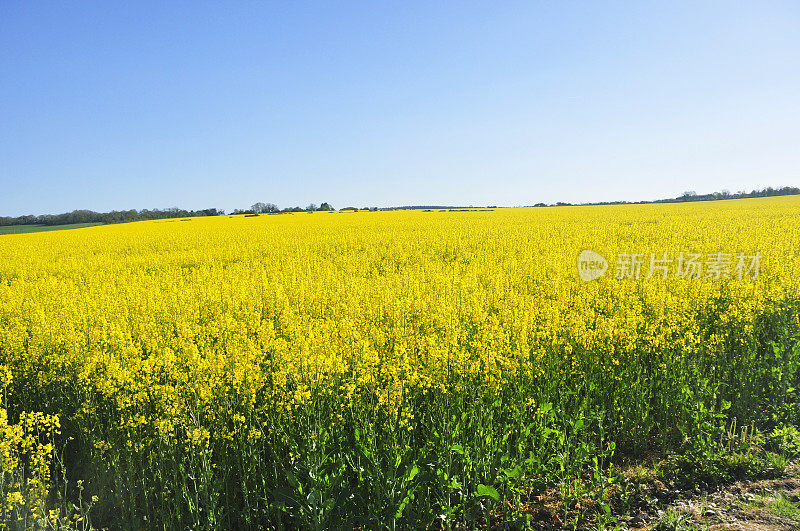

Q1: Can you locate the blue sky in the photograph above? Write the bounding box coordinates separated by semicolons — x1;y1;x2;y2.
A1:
1;1;798;216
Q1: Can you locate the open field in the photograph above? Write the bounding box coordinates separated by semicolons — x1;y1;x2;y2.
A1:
0;222;103;235
0;197;799;528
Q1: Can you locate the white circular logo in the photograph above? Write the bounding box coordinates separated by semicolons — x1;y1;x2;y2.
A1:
578;250;607;281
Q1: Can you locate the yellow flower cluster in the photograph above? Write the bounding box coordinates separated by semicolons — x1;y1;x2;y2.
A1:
0;196;797;523
0;367;60;528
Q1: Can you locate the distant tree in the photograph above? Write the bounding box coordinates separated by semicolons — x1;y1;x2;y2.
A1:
251;202;267;214
0;205;226;227
306;204;317;212
318;202;334;211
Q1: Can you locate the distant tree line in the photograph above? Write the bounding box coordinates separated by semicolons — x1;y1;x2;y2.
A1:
655;186;800;203
233;202;338;215
526;186;800;207
0;207;224;227
236;203;389;213
4;186;796;226
0;201;343;227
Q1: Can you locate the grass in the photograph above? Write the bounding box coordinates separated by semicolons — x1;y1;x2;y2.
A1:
743;492;800;523
0;222;102;235
654;507;702;531
768;494;800;519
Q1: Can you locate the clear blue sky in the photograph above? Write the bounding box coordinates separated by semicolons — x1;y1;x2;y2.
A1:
1;1;798;216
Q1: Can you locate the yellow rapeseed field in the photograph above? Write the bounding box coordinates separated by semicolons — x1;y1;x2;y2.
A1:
0;197;799;527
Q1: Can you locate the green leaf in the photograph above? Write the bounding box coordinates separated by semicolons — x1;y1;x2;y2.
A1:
476;483;500;501
284;470;300;489
395;493;414;519
273;487;303;509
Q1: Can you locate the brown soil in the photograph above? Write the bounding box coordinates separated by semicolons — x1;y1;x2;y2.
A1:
635;462;800;530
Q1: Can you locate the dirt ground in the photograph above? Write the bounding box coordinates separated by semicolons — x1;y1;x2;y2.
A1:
631;462;800;530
